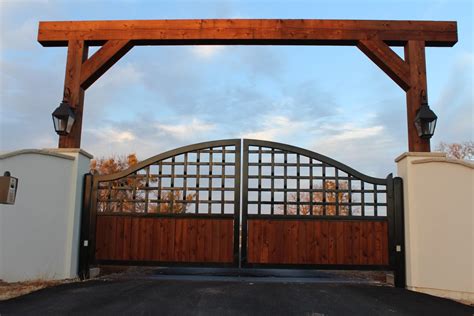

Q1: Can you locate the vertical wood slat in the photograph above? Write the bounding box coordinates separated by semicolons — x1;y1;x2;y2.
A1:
336;221;344;264
314;221;321;264
174;218;183;261
261;221;270;263
328;221;337;264
188;219;198;262
95;216;107;260
320;221;329;264
212;219;221;261
151;219;161;261
246;219;389;265
289;221;298;263
122;217;132;260
297;220;307;263
204;219;213;261
138;217;147;260
130;217;140;259
115;217;125;260
352;222;361;264
196;219;206;262
367;221;375;265
360;222;369;264
95;216;233;263
108;217;117;260
343;221;353;264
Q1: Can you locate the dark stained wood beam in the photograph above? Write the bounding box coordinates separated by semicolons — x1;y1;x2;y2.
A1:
38;19;458;47
357;39;411;91
39;19;457;150
80;40;133;90
405;40;430;152
59;40;88;148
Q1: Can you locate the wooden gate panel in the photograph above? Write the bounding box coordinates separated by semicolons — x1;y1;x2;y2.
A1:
247;219;388;265
95;216;234;263
89;139;241;267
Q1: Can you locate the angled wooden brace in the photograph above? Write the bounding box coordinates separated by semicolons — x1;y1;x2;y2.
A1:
357;39;411;91
80;40;134;90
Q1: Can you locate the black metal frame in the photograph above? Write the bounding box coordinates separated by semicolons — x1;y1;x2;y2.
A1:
81;139;241;271
79;139;405;288
241;139;405;287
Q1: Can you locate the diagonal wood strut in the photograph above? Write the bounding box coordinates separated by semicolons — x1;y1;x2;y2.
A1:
37;19;458;151
80;40;134;90
357;39;411;91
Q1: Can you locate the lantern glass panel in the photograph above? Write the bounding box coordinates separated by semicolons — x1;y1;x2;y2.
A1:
66;116;75;133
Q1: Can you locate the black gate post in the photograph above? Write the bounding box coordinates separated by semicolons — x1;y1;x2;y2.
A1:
78;173;93;279
393;177;406;288
240;139;250;267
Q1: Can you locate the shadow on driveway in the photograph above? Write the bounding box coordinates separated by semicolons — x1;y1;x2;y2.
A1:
1;274;472;315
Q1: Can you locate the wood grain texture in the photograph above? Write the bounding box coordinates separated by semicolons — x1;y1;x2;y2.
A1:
80;39;133;90
357;39;411;91
58;40;87;148
47;20;456;150
38;19;457;47
247;219;389;265
405;40;430;152
95;216;234;263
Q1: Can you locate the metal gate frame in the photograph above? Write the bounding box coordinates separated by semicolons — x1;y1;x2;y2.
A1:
79;139;241;277
241;139;405;287
79;139;405;288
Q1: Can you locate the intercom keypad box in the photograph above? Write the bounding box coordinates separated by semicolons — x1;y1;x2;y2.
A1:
0;174;18;205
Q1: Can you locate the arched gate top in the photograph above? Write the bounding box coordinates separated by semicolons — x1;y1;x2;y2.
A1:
244;139;390;185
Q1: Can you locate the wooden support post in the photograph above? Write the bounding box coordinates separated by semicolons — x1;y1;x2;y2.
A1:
59;40;88;148
38;19;456;150
405;40;430;152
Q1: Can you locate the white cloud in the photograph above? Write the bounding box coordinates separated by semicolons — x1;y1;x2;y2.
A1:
88;127;136;143
157;118;216;140
94;62;143;89
324;125;384;142
191;45;225;58
240;115;307;141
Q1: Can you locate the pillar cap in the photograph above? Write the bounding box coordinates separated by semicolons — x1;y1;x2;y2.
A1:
395;151;446;163
45;148;93;159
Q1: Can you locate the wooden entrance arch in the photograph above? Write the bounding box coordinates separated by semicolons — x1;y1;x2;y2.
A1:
37;19;458;151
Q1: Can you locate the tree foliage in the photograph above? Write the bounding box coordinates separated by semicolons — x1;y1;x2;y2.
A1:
90;154;194;213
282;180;353;216
436;141;473;160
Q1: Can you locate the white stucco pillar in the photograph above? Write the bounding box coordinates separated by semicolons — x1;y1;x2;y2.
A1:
0;149;92;282
396;152;474;304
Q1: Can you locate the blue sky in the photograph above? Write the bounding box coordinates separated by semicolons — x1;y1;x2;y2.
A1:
0;0;472;177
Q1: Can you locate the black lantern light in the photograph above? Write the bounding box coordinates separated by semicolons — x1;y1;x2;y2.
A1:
414;91;437;139
52;100;75;136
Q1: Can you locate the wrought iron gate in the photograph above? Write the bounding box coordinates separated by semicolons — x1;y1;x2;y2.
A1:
79;139;405;287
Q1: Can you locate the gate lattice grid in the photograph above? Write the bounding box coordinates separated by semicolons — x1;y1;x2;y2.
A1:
79;139;405;287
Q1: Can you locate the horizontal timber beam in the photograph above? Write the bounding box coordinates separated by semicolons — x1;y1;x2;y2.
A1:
38;19;458;47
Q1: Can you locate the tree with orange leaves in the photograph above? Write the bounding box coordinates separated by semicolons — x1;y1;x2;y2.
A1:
284;180;351;216
436;141;473;160
91;154;194;213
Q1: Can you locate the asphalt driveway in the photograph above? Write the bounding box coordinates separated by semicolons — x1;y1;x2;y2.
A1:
1;275;472;315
